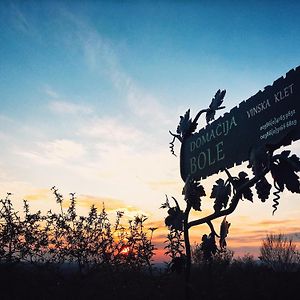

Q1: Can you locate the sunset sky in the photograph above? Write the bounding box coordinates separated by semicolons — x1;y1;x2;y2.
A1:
1;1;300;261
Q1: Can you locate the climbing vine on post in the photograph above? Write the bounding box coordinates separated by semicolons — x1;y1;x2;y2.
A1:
162;66;300;299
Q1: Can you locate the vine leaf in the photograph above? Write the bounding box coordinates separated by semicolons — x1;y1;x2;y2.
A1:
162;196;184;231
165;207;185;231
271;150;300;193
200;233;217;261
182;177;206;211
248;146;269;176
219;216;230;249
210;178;231;212
233;171;253;202
255;177;272;202
176;109;197;139
288;153;300;171
206;89;226;123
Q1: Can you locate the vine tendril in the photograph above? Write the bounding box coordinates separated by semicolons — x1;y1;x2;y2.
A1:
272;181;281;215
169;136;177;156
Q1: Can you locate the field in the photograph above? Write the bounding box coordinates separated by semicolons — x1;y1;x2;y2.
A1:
1;262;299;300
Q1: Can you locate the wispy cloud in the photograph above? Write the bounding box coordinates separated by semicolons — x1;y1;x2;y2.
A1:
0;131;9;140
44;85;93;115
125;80;169;125
17;139;86;165
49;100;93;115
9;3;31;34
231;246;261;258
255;219;295;226
44;86;60;98
76;194;144;214
60;10;171;126
23;188;52;202
147;180;179;191
0;179;37;209
78;117;141;142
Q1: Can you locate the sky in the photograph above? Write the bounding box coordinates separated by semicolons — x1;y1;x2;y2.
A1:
0;0;300;262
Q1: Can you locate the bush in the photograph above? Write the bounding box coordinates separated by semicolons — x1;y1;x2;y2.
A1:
231;253;256;270
192;241;234;268
259;233;300;271
0;190;157;274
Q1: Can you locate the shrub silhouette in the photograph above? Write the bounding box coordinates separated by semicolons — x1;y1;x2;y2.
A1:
259;233;300;271
1;191;300;300
192;239;234;268
0;189;156;274
0;193;22;264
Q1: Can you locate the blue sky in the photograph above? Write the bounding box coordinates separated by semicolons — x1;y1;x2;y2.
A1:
1;0;300;258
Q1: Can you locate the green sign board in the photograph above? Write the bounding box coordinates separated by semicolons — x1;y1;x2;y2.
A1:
180;66;300;181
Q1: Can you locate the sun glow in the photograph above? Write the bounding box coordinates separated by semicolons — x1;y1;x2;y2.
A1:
120;246;130;255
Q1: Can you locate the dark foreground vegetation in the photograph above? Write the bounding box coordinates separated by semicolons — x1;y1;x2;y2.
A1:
1;260;300;300
1;191;300;299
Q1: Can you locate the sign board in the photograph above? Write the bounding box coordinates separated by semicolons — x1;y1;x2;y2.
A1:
180;66;300;181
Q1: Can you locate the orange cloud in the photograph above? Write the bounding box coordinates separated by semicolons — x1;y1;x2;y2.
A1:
254;219;296;226
77;194;141;212
23;188;52;201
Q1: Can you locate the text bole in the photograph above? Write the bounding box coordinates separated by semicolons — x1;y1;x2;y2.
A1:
190;141;225;174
